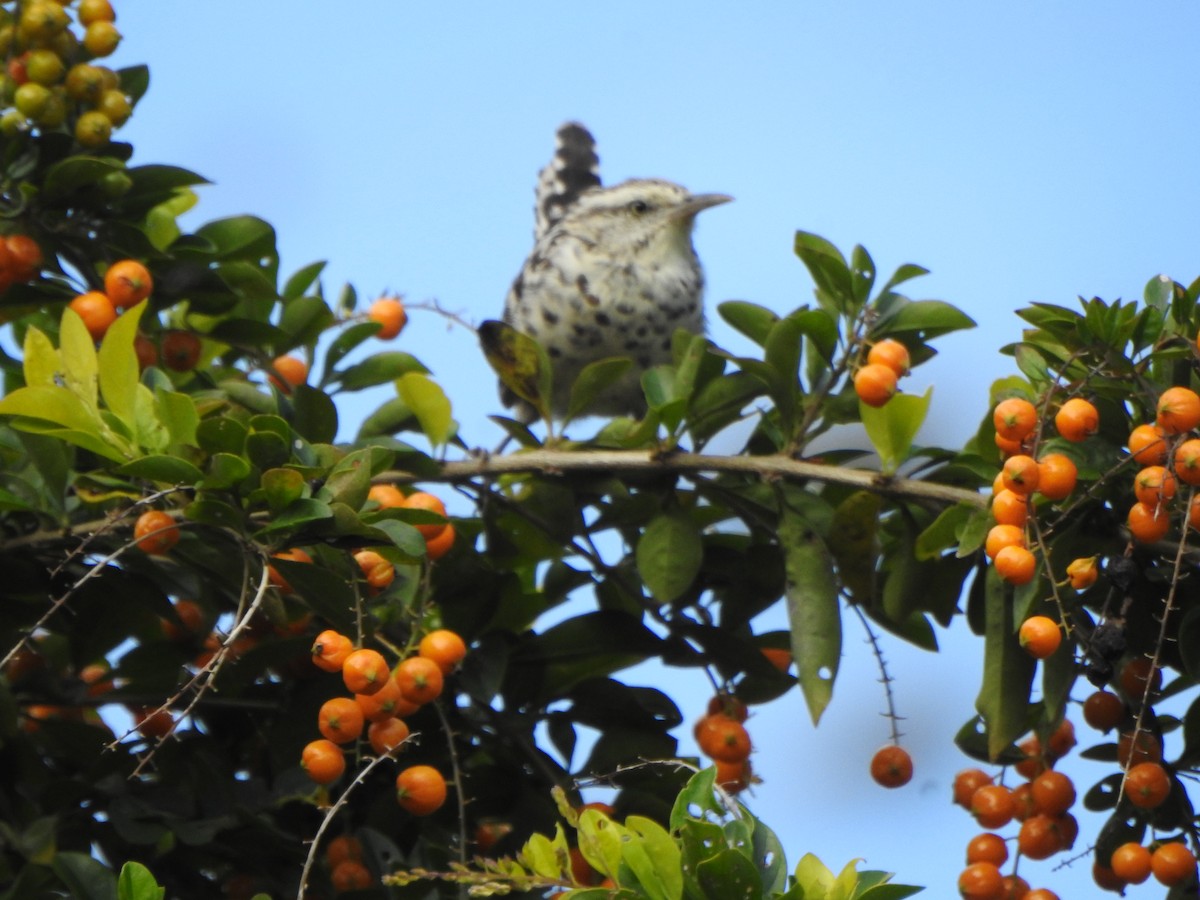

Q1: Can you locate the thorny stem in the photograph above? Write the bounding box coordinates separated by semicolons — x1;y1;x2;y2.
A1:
431;699;470;889
851;603;904;745
296;741;415;900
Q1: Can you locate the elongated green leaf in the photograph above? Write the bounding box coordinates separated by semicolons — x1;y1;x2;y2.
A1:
623;816;682;900
117;455;203;484
637;511;702;603
98;299;146;435
155;389;198;446
336;351;428;392
976;566;1036;759
0;384;101;433
60;307;99;412
780;508;842;724
117;861;164;900
290;383;338;443
566;357;634;422
478;319;551;418
396;372;454;446
860;388;932;474
23;326;59;388
254;498;333;535
7;421;126;462
792;853;835;895
577;809;624;881
827;491;882;604
52;852;117;900
717;300;779;346
282;260;326;301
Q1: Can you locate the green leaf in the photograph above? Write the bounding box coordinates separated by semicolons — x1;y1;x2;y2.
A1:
577;809;624;881
826;491;882;604
155;389;198;447
794;231;853;312
278;295;334;348
567;357;634;422
478;319;551;418
637;511;702;603
717;300;779;346
117;861;165;900
196;417;247;454
0;385;107;440
336;351;428;392
357;397;416;439
975;566;1036;760
117;455;203;484
22;325;59;388
52;852;117;900
859;388;931;474
98;299;147;436
623;816;683;900
695;847;762;900
43;155;124;200
60;307;99;412
254;498;333;535
396;372;454;446
669;768;722;833
196;215;277;260
915;503;974;559
261;468;305;513
200;452;252;490
321;322;378;379
318;448;373;510
878;299;976;339
519;830;566;879
793;853;836;896
290;384;338;443
282;260;326;301
780;507;842;725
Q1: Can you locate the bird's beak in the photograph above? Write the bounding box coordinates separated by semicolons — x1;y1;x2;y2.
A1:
672;193;733;221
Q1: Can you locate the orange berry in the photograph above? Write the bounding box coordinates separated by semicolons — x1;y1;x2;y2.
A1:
368;296;408;340
1119;657;1162;702
956;862;1005;900
1036;453;1077;501
1082;690;1124;732
1134;465;1177;508
1021;890;1058;900
1110;842;1152;885
311;630;354;673
301;739;345;785
990;490;1028;527
1127;501;1170;542
1176;438;1200;485
965;833;1008;867
424;523;456;561
953;769;993;808
760;646;793;672
853;363;897;407
133;706;174;739
160;330;201;372
1124;761;1170;809
1117;729;1163;768
318;696;365;744
695;714;752;763
1047;718;1076;758
104;259;152;310
266;547;312;593
133;334;158;370
866;338;910;377
395;764;447;816
1152;842;1197;887
1010;781;1037;820
403;491;449;540
395;655;445;705
1128;422;1168;465
1016;813;1062;860
969;784;1015;829
1158;386;1200;434
1001;455;1039;495
994;545;1036;585
353;549;395;592
993;431;1024;457
869;745;913;789
713;758;753;794
367;483;406;508
330;859;372;892
68;290;117;340
6;234;42;281
268;355;308;393
355;677;413;722
1065;556;1098;590
133;509;179;555
1093;861;1126;892
984;524;1025;560
418;629;467;675
342;648;390;696
993;397;1038;442
326;834;363;867
1054;397;1099;442
1018;616;1061;659
1030;770;1075;816
367;717;410;755
1014;734;1046;780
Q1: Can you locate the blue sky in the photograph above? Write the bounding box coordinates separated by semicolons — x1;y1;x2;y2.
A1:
109;4;1200;895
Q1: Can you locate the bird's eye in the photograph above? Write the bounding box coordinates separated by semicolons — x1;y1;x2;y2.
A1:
629;199;650;215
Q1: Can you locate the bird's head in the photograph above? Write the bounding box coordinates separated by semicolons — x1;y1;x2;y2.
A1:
565;179;732;256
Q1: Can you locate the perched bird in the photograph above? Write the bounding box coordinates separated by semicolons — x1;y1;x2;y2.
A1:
497;122;731;419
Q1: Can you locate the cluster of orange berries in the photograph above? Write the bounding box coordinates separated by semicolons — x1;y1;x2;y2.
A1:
365;484;456;562
66;257;152;340
0;0;131;147
854;337;910;408
986;395;1090;587
693;694;754;792
302;628;465;829
1121;385;1200;543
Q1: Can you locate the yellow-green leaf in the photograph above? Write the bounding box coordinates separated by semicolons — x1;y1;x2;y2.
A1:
98;299;146;434
860;388;931;474
577;808;624;882
60;307;99;412
23;326;60;388
396;371;454;446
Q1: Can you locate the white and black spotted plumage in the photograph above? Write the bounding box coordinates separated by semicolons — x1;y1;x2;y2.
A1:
502;122;730;418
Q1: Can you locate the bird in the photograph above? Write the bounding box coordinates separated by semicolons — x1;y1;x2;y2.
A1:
494;122;731;420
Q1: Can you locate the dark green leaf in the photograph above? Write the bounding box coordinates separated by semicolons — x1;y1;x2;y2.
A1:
975;567;1036;759
336;352;428;392
282;261;326;301
196;416;247;455
637;512;702;603
278;296;334;349
567;357;634;422
290;384;338;443
43;156;124;200
261;467;305;513
780;507;841;724
52;852;116;900
117;455;203;485
255;498;334;535
717;300;779;347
